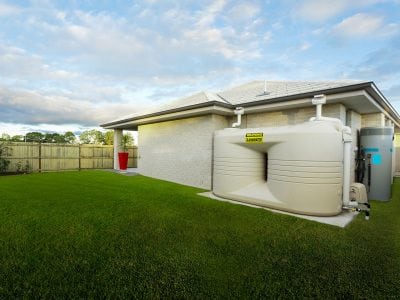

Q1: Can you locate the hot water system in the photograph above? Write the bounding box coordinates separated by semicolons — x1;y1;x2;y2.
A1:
356;127;394;201
213;95;371;217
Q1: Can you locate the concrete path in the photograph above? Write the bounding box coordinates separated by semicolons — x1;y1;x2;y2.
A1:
198;192;360;228
103;168;139;176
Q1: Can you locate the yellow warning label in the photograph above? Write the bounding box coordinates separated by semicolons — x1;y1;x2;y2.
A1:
245;133;263;143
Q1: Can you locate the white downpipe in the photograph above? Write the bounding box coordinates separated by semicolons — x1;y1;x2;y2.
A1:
232;107;245;128
342;127;354;207
316;103;322;120
311;94;326;120
310;94;355;208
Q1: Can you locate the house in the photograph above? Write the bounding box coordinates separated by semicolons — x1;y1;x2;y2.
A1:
101;80;400;189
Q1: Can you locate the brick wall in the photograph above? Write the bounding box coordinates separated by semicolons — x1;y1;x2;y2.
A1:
232;103;346;128
361;113;385;127
137;104;376;189
346;110;362;183
138;115;228;189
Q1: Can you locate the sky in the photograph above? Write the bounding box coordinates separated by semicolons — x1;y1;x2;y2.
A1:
0;0;399;136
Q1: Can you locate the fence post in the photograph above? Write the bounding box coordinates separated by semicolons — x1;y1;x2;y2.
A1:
78;144;81;171
38;142;42;173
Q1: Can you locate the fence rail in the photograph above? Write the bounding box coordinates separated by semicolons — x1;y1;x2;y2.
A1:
3;142;137;172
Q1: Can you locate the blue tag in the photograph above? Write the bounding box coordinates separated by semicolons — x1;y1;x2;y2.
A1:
372;154;382;165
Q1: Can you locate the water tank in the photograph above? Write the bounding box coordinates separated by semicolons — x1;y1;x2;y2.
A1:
213;120;347;216
360;127;394;201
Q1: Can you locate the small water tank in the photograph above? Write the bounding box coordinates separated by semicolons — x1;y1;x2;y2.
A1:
360;127;394;201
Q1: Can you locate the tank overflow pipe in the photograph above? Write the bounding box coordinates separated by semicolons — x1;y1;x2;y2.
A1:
311;94;326;120
232;107;244;128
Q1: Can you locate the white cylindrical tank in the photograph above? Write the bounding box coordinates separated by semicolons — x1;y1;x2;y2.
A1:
213;121;346;216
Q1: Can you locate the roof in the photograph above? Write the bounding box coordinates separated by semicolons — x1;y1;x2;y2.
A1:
101;80;400;128
105;91;230;124
218;80;365;105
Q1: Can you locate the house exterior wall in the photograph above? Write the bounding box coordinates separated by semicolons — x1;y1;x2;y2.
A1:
137;103;374;189
346;110;362;183
138;114;228;189
231;103;346;128
361;113;385;127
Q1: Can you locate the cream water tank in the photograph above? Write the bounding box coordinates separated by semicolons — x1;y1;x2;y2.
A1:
213;120;348;216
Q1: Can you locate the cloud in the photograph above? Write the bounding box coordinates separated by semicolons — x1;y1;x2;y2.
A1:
295;0;388;22
344;36;400;107
0;2;21;16
350;43;400;79
0;44;80;83
331;13;400;40
384;84;400;104
299;42;311;51
0;85;148;125
0;122;99;136
333;13;384;37
228;2;260;22
296;0;349;22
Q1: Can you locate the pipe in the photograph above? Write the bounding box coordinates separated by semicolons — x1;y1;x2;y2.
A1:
342;126;355;207
232;107;244;128
311;94;326;120
367;154;372;192
310;94;355;207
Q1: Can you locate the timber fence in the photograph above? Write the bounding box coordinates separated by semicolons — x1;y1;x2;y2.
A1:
4;142;137;173
396;147;400;175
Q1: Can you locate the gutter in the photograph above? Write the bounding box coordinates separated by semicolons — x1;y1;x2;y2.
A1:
365;83;400;126
100;100;233;127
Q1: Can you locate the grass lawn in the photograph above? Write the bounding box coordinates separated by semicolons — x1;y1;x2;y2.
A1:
0;171;399;298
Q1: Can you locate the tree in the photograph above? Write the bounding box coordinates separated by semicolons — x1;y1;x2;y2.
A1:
0;133;10;141
123;133;134;147
79;129;105;144
64;131;76;144
44;133;61;143
26;132;44;143
10;135;24;142
104;131;114;145
0;141;11;173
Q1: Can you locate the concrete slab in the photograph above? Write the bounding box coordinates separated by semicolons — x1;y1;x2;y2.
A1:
103;168;139;176
198;192;359;228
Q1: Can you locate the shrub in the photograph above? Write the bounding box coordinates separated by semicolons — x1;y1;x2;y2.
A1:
0;141;11;173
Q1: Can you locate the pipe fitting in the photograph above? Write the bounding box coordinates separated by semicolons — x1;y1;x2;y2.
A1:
232;107;244;128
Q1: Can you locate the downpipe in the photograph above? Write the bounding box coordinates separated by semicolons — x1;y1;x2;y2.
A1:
310;94;370;220
232;107;245;128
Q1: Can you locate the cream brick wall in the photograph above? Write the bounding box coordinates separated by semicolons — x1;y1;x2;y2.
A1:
361;113;385;127
138;115;228;189
137;103;365;189
346;110;361;183
232;103;347;128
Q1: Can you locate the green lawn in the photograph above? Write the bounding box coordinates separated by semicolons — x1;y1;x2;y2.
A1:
0;171;399;298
